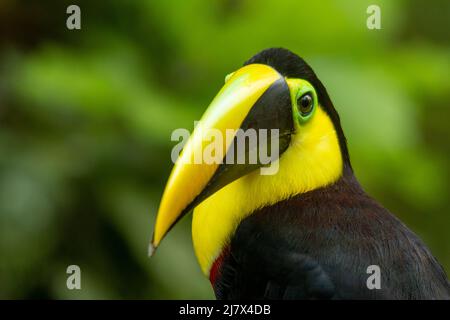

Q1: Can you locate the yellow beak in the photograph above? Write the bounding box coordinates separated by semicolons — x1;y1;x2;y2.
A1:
150;63;288;254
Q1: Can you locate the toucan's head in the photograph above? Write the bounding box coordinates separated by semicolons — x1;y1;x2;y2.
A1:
150;48;351;275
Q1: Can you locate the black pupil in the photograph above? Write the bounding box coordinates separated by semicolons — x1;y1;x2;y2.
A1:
298;93;313;114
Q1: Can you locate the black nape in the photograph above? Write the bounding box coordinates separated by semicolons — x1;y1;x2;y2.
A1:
244;48;318;81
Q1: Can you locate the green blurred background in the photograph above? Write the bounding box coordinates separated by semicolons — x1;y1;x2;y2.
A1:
0;0;449;299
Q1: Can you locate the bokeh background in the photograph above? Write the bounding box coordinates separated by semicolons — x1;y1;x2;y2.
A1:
0;0;449;299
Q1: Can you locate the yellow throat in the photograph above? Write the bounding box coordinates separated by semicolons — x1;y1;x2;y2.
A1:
192;97;344;276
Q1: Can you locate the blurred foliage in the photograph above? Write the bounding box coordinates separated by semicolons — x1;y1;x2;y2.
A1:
0;0;449;299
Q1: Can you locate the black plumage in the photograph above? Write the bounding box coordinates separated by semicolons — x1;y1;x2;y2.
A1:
213;173;450;299
211;48;450;300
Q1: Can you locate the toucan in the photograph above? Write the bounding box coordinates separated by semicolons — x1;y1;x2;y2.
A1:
150;48;450;299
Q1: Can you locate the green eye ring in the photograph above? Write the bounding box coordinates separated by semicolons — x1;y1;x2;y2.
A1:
294;87;317;123
287;78;318;124
297;93;314;116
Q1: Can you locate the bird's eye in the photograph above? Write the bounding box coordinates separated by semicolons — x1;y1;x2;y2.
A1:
297;93;314;116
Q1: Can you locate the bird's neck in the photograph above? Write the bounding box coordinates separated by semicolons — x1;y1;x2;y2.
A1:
192;107;346;276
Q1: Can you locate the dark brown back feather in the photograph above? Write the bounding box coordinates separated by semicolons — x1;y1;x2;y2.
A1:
214;174;450;299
